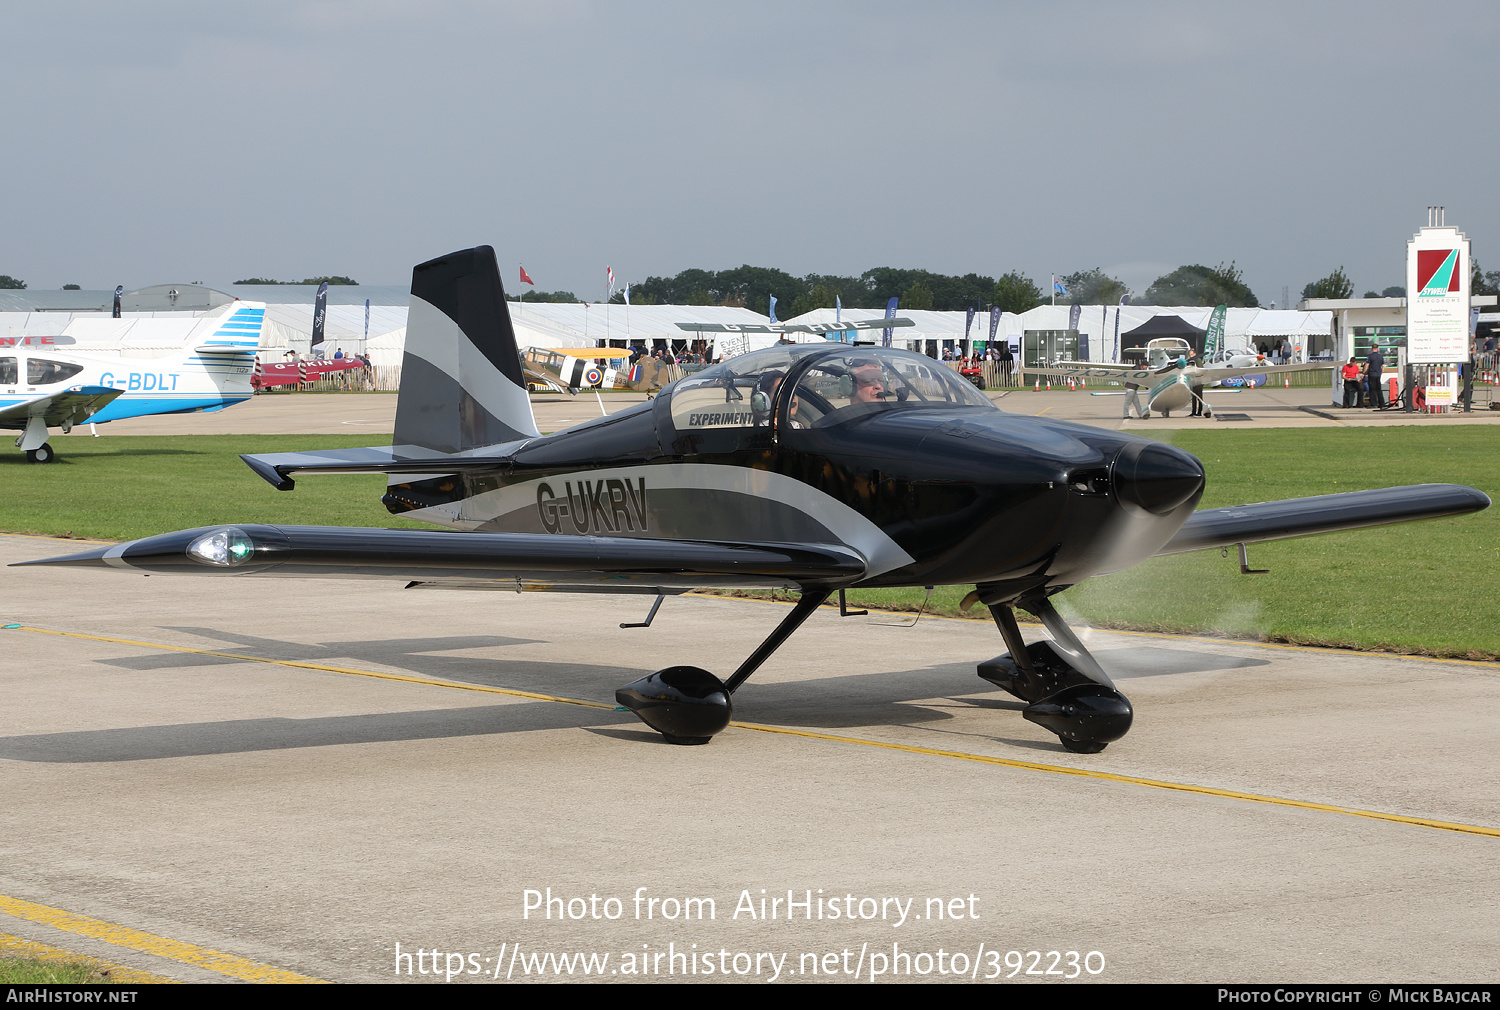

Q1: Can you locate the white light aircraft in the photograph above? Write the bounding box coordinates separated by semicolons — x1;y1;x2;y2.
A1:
1;302;266;462
1026;337;1324;418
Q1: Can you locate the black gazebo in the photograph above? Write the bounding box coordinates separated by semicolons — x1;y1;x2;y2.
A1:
1119;315;1208;357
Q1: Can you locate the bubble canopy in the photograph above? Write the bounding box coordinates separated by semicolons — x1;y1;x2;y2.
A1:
665;345;997;433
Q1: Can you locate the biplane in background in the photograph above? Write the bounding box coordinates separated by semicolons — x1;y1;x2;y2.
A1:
521;346;671;395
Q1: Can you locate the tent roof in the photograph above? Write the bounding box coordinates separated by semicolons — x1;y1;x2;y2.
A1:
1119;314;1207;340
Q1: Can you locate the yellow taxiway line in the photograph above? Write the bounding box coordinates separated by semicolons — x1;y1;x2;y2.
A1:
728;723;1500;838
8;623;1498;840
9;624;616;711
0;932;177;984
0;895;326;983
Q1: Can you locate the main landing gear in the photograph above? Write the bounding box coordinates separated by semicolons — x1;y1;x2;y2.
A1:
17;416;56;462
615;589;833;744
977;591;1132;753
613;585;1131;752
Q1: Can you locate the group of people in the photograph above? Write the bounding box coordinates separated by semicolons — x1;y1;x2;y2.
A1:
650;347;713;366
1255;339;1295;364
1340;347;1388;409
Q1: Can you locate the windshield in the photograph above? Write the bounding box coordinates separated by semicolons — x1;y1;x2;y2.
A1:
788;347;996;428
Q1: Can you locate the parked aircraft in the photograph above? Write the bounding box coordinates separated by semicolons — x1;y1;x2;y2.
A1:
521;347;658;394
1025;337;1324;418
21;250;1488;753
1;302;266;461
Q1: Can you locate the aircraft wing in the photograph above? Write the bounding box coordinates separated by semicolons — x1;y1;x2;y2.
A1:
16;525;868;592
0;386;123;429
1019;362;1157;383
1156;484;1490;555
677;318;916;335
520;364;568;394
1200;361;1328;381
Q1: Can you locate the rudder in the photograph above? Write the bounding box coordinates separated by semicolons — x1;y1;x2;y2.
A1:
395;246;540;454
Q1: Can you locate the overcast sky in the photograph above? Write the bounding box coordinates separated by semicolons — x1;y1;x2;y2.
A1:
4;1;1495;305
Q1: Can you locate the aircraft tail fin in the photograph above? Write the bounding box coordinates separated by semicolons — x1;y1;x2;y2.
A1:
190;301;267;352
395;246;540;455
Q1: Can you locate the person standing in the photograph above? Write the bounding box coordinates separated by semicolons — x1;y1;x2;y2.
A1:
1341;357;1361;408
1366;344;1385;409
1186;348;1206;417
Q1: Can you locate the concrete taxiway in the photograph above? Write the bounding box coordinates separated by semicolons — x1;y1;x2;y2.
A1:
2;532;1497;983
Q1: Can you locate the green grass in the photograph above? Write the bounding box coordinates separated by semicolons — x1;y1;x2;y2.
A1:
2;428;1496;658
0;955;110;984
0;436;429;541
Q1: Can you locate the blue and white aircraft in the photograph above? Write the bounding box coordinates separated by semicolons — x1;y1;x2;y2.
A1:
0;301;266;462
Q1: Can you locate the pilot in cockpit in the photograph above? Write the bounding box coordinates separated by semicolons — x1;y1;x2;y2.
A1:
849;360;886;404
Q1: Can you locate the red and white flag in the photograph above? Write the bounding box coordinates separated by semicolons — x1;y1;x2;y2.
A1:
606;266;614;293
519;266;534;286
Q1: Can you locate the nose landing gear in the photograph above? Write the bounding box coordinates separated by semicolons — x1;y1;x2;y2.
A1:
978;592;1132;752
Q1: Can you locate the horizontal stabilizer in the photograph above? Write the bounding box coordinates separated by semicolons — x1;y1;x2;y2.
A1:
676;318;916;334
1157;484;1490;555
17;524;868;591
194;344;270;355
240;443;525;491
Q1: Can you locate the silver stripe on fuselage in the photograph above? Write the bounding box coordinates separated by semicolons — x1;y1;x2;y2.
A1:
402;461;917;580
102;543;134;569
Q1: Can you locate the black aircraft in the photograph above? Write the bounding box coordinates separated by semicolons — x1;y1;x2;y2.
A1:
21;247;1490;752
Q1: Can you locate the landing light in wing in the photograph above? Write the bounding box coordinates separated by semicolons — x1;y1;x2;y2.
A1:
188;527;256;566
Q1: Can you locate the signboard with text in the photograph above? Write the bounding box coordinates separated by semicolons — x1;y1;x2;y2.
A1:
1406;226;1471;363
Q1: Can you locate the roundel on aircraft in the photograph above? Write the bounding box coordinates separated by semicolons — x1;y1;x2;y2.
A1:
585;367;603;387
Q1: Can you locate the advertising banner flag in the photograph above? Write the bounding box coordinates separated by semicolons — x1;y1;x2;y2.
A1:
364;298;370;340
988;306;1001;348
1068;303;1081;332
1408;224;1472;363
112;285;122;319
966;306;976;342
311;281;329;355
769;294;778;324
1204;304;1227;359
883;296;899;347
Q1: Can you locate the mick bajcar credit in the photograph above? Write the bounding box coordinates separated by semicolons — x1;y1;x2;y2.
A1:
390;886;1108;981
1217;991;1493;1004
